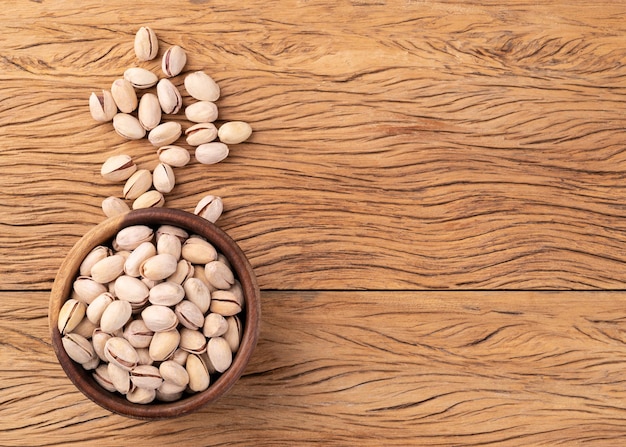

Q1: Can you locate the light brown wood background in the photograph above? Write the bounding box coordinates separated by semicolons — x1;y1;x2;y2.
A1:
2;0;626;445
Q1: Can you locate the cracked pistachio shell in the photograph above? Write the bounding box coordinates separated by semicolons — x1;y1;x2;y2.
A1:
157;233;182;259
62;333;96;365
127;386;156;404
115;225;154;251
113;113;146;140
111;78;138;113
168;259;194;285
186;354;210;392
101;154;137;182
203;313;229;338
107;362;131;394
73;276;108;305
181;237;217;264
156;78;182;115
130;364;163;390
194;195;223;223
149;329;180;361
142;305;179;332
123;318;154;349
194;142;229;165
123;169;153;200
93;364;117;392
148;121;182;147
82;355;100;371
182;277;211;314
124;67;158;89
218;121;252;144
159;360;189;388
132;190;165;210
149;281;185;306
58;298;87;335
114;275;150;305
70;316;97;339
207;336;233;373
124;241;157;277
134;26;158;61
210;289;243;316
79;246;111;277
138;92;162;131
105;336;139;371
184;71;220;102
90;254;126;284
92;328;112;361
156;225;189;243
179;328;207;354
175;300;205;331
102;196;130;218
162;45;187;77
157;145;190;167
100;299;132;333
185;122;217;146
86;292;115;325
152;163;175;194
89;90;117;122
185;101;218;123
140;253;179;281
204;260;235;290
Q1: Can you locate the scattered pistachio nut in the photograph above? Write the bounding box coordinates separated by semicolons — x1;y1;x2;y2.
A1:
157;145;190;167
152;163;175;194
185;122;217;146
194;195;223;223
101;154;137;182
156;78;182;115
218;121;252;145
138;93;162;131
113;113;146;140
89;90;117;122
134;26;159;61
194;142;229;165
124;67;158;89
110;78;138;114
184;71;220;102
148;121;182;147
162;45;187;77
133;190;165;209
185;101;218;123
123;169;153;200
102;196;130;218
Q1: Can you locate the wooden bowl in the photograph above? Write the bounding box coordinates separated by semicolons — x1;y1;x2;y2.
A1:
48;208;261;419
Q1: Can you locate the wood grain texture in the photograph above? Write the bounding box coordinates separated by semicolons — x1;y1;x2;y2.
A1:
3;290;626;446
3;1;626;290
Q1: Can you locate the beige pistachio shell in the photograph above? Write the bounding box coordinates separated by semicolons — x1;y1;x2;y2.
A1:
159;360;190;388
114;275;150;305
107;362;132;394
123;318;154;349
138;92;162;130
113;113;146;140
175;300;205;331
186;354;210;392
133;190;165;210
168;259;195;285
204;260;235;290
62;333;96;365
86;292;115;325
148;121;182;147
179;328;207;354
130;364;163;390
79;246;111;277
73;276;108;305
93;364;117;392
134;26;158;61
104;336;139;371
195;142;229;165
142;305;179;332
185;101;218;123
194;195;223;223
224;315;242;353
182;277;212;314
149;329;181;361
102;196;130;218
185;122;217;146
152;163;175;194
101;154;137;182
111;79;138;114
203;312;228;338
184;71;220;102
181;237;217;264
127;386;156;404
156;78;183;114
156;232;182;259
123;169;153;200
90;254;126;284
58;298;87;335
100;299;133;334
210;289;243;316
140;253;179;281
115;225;154;251
206;336;233;373
162;45;187;77
89;90;117;122
218;121;252;144
124;67;158;89
157;145;190;167
149;281;185;306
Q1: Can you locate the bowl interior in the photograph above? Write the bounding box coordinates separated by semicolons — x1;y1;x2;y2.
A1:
49;208;260;419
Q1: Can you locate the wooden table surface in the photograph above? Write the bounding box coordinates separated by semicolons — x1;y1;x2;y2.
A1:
3;1;626;445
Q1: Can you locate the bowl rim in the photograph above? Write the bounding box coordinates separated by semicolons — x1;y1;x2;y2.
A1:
48;208;261;419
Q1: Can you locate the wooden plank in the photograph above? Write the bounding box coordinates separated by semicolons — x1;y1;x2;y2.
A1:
3;2;626;290
3;290;626;445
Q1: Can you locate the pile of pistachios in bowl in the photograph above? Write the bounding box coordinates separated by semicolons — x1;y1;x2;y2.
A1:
90;26;252;220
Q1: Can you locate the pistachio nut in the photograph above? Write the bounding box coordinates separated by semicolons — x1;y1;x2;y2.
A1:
130;364;163;390
90;254;126;284
217;253;232;269
156;388;183;402
156;232;182;259
185;122;217;146
70;315;97;339
168;259;195;285
210;289;243;316
148;121;182;147
124;241;157;277
157;379;187;394
182;277;211;314
104;336;139;371
156;78;182;115
171;347;190;366
92;328;113;361
101;154;137;182
134;26;158;61
185;101;218;123
186;354;210;392
156;225;189;243
179;328;207;354
206;336;233;373
93;364;117;393
136;347;154;365
124;67;158;89
102;196;130;218
218;121;252;144
73;276;108;305
140;253;178;281
181;237;217;264
174;300;205;331
184;71;220;102
157;145;190;167
114;275;150;307
162;45;187;77
227;280;244;304
100;299;132;333
82;355;100;371
152;162;175;194
194;142;229;165
127;386;156;404
62;333;96;365
107;362;132;394
123;169;153;200
89;90;117;122
204;260;235;290
138;92;162;131
149;328;180;361
111;78;138;113
113;113;146;140
79;246;111;277
132;190;165;210
149;281;185;306
58;298;87;335
142;304;179;332
159;360;190;388
224;315;242;353
203;312;228;338
194;195;223;223
86;292;115;325
141;277;161;290
115;225;154;251
123;318;154;349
